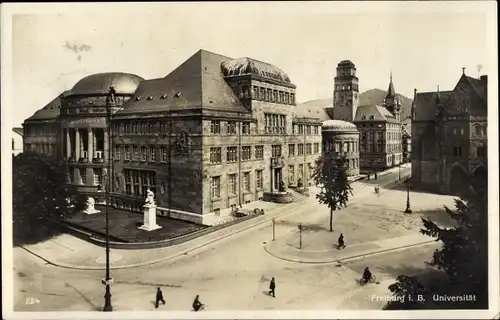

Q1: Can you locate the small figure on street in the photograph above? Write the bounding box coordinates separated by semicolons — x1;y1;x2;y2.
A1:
269;277;276;297
155;287;166;308
362;267;372;283
337;233;346;250
192;294;204;311
374;172;378;180
367;173;370;180
432;249;439;265
374;186;380;196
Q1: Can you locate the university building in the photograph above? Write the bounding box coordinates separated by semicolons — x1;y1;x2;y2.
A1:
411;69;487;195
332;60;403;170
23;49;322;224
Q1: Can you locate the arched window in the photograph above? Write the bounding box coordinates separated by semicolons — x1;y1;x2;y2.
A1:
482;124;487;136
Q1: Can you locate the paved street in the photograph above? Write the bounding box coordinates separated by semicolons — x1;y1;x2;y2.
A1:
13;166;456;312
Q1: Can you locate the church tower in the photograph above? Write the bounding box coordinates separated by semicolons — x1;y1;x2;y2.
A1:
333;60;360;122
384;72;401;122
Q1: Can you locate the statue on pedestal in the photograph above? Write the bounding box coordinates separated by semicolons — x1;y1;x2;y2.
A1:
145;188;156;206
297;178;303;189
84;197;100;214
279;180;286;192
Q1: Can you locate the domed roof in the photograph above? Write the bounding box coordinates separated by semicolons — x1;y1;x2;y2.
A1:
68;72;144;96
338;60;355;67
221;57;291;83
322;120;358;132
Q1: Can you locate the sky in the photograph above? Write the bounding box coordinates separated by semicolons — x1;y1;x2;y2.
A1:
2;2;496;127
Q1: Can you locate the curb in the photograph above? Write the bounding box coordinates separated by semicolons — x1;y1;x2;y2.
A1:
264;239;436;264
22;199;313;270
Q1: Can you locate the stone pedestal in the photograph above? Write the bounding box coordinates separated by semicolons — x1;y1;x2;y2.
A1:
138;204;162;231
84;207;101;215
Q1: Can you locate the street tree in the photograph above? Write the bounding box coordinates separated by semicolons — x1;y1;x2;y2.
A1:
312;155;353;232
385;169;488;309
13;152;85;246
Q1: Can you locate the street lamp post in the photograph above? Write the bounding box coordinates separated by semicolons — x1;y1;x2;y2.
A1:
298;223;303;249
272;218;276;241
404;179;412;214
102;87;114;312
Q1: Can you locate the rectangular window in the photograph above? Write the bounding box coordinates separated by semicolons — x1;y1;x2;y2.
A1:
264;114;286;134
299;125;304;135
241;146;251;161
253;87;259;99
228;174;237;195
133;146;139;161
227;121;237;134
307;126;312;135
256;170;263;189
243;172;251;191
314;143;319;154
141;147;147;161
149;147;156;162
161;147;168;162
306;143;312;155
210;147;222;164
271;145;282;157
453;146;463;157
314;126;319;135
298;164;304;180
211;176;221;198
298;144;304;156
288;144;295;157
210;120;221;134
227;146;238;162
242;122;251;135
255;145;264;159
125;146;131;160
477;145;486;158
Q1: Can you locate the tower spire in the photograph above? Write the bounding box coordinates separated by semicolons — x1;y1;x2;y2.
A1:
435;85;441;104
386;71;395;98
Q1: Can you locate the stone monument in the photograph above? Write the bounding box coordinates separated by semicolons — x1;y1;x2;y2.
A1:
138;188;162;231
83;197;100;215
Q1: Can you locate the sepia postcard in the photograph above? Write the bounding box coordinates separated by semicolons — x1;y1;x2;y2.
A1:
1;2;499;319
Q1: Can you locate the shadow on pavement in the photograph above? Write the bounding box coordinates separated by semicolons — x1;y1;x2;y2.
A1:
413;209;456;228
65;282;101;311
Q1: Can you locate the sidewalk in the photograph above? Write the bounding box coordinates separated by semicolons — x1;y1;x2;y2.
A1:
264;233;435;264
20;197;314;270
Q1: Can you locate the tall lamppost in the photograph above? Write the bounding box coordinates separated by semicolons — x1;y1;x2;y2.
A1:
404;177;412;214
102;86;115;312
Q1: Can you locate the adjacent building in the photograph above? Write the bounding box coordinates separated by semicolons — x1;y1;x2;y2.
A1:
321;120;360;177
22;49;322;224
332;61;403;170
12;127;24;156
411;69;487;195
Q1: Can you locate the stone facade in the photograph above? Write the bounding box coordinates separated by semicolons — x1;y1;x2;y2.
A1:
411;71;487;195
321;120;360;176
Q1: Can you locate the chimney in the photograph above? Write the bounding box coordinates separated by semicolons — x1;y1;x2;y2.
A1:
480;75;488;82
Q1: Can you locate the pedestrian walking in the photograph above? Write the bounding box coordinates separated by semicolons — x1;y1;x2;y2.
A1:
269;277;276;297
374;172;378;180
367;173;370;180
155;287;166;308
337;233;346;250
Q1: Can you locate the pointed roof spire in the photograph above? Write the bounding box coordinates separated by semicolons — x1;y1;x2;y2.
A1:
386;70;395;98
435;85;441;104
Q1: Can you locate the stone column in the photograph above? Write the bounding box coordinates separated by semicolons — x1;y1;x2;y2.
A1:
75;129;81;159
87;128;93;161
93;130;97;158
66;129;71;159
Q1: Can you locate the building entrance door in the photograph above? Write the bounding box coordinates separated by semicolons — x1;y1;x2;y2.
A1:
274;168;283;191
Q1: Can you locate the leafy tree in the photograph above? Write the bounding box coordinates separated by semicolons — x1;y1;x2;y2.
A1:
385;170;488;309
13;152;85;246
312;155;353;232
386;275;427;309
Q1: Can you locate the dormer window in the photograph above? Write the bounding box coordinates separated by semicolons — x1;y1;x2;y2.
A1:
175;92;182;97
361;116;366;120
136;96;142;101
147;96;153;100
369;115;375;119
160;94;168;99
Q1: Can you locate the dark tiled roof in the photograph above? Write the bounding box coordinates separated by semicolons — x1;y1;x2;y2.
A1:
12;127;24;136
24;91;69;121
221;57;291;83
354;104;395;122
116;50;249;116
413;91;452;121
68;72;144;96
465;76;487;102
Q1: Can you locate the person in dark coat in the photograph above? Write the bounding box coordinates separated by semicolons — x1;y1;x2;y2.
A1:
155;287;166;308
269;277;276;297
338;233;346;249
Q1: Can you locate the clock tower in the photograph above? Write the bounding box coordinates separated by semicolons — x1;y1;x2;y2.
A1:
333;60;360;122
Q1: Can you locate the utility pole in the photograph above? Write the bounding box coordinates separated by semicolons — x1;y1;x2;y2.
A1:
272;218;276;241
